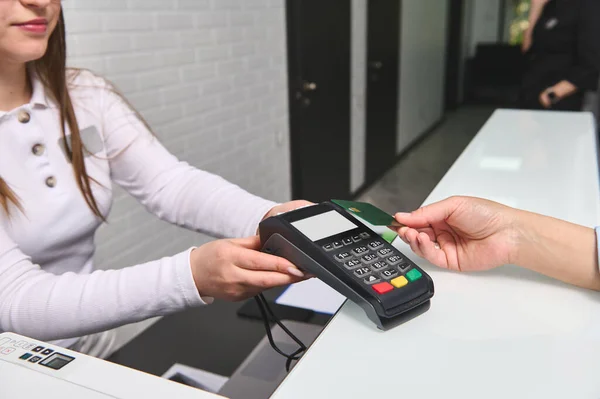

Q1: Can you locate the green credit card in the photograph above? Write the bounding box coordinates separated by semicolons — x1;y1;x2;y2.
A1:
331;200;403;227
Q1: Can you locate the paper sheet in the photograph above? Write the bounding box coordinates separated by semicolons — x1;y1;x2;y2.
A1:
161;363;229;393
275;278;346;315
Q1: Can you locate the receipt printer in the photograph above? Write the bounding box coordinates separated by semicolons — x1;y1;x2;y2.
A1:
0;332;224;399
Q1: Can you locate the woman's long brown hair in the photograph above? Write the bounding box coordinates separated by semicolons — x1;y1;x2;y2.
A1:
0;10;104;220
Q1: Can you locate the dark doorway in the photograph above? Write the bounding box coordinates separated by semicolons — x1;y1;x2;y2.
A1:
286;1;352;202
365;0;401;184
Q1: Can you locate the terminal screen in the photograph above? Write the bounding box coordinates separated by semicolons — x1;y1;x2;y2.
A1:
291;211;357;242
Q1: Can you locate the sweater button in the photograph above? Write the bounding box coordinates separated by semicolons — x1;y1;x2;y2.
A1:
45;176;57;188
32;143;45;156
18;110;31;124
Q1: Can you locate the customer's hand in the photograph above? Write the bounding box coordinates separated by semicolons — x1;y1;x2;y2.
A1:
393;196;519;272
190;236;306;302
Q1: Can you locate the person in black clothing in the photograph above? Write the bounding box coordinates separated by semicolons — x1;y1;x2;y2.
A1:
520;0;600;111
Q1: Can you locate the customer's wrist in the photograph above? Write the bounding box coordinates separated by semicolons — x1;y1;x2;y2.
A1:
508;208;537;268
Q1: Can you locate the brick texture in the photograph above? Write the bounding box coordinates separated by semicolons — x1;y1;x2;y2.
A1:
62;0;292;271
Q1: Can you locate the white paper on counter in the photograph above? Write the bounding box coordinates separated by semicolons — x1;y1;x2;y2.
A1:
275;278;346;315
161;363;228;393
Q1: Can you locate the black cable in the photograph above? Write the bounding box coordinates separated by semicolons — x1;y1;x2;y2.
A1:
254;297;296;359
254;296;304;372
285;346;305;372
255;295;307;358
254;294;307;372
258;295;307;350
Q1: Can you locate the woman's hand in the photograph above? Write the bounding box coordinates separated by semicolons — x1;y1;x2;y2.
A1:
257;200;314;234
539;80;578;108
539;89;554;108
190;236;306;302
393;196;520;272
262;200;314;221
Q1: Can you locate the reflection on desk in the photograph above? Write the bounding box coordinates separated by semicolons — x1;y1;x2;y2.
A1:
108;287;329;380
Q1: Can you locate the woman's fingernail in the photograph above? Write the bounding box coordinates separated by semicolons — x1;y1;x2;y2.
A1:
434;242;441;249
288;267;305;278
396;212;410;218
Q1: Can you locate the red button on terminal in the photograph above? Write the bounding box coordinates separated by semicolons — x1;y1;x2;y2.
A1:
372;282;394;295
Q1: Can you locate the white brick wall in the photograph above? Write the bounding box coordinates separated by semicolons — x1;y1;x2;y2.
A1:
62;0;292;271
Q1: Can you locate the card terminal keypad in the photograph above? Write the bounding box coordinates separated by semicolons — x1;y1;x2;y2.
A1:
321;231;423;296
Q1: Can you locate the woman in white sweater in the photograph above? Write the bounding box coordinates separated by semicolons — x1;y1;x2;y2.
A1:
0;0;308;357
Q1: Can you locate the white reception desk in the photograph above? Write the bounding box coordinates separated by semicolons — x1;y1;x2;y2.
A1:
272;110;600;399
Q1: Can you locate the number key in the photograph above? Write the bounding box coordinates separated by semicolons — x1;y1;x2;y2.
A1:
381;269;399;280
368;240;384;250
354;267;371;277
371;261;388;270
361;253;379;264
387;255;403;265
351;246;369;256
343;259;362;270
335;251;353;262
377;248;394;257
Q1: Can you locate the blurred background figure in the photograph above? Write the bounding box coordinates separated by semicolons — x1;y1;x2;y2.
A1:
519;0;600;111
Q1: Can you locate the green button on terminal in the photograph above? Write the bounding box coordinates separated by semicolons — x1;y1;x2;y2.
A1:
406;269;422;282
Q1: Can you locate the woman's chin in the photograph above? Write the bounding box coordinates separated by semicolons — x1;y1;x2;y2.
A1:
12;46;49;64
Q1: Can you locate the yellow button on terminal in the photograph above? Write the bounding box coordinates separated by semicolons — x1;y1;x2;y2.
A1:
391;276;408;288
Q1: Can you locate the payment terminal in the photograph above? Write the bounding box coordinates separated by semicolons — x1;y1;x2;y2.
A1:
259;201;434;330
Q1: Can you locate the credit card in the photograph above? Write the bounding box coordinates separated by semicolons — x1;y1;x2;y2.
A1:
331;200;404;228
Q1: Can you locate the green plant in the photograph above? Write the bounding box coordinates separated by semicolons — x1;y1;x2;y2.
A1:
509;0;531;45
